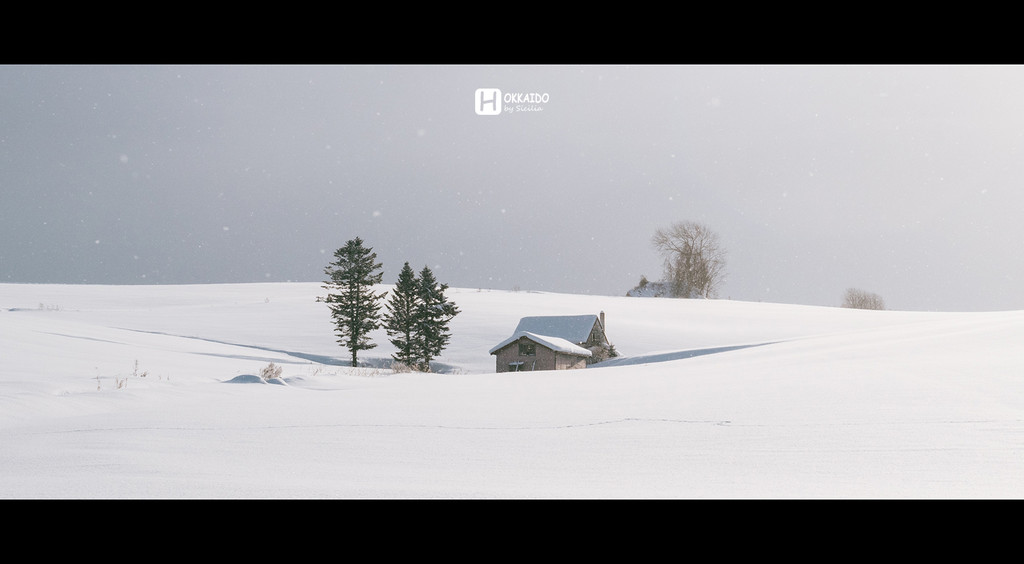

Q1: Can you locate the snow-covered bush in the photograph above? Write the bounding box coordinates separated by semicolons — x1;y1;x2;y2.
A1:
626;275;668;297
259;362;283;381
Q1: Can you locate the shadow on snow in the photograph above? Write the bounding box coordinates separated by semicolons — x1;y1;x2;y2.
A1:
590;342;778;368
121;329;459;373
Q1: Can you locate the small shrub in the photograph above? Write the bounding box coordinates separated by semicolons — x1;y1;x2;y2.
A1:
842;288;885;310
260;362;283;381
390;361;417;373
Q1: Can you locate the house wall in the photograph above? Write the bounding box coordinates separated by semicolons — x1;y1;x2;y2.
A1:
554;353;588;371
582;321;611;365
493;336;587;373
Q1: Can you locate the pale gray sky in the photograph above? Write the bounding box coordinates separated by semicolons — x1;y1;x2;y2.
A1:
3;64;1023;311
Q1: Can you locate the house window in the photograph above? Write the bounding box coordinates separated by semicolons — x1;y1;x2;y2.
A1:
519;342;536;356
509;361;524;372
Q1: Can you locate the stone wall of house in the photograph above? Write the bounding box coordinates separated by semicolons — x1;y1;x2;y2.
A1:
493;336;587;373
554;353;588;371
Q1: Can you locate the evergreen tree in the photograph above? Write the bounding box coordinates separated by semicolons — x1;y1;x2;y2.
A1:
321;237;387;367
413;265;460;372
382;262;421;369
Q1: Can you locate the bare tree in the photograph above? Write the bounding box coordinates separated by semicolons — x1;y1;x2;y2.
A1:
651;221;726;299
841;288;885;310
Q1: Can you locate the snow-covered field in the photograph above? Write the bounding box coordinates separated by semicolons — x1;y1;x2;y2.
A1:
2;282;1023;498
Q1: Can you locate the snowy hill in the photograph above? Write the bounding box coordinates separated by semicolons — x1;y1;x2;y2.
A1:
2;282;1023;498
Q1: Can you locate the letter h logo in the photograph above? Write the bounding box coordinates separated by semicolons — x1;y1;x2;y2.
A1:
475;88;502;115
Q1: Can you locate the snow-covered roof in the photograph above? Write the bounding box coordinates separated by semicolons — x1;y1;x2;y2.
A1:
513;314;603;344
488;331;593;357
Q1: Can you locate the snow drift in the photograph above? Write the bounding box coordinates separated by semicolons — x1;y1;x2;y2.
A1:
2;282;1023;498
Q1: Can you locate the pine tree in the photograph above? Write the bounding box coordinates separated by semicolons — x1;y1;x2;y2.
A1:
321;237;387;367
412;265;460;372
382;262;421;369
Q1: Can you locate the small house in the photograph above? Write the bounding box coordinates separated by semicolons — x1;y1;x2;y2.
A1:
489;312;612;373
